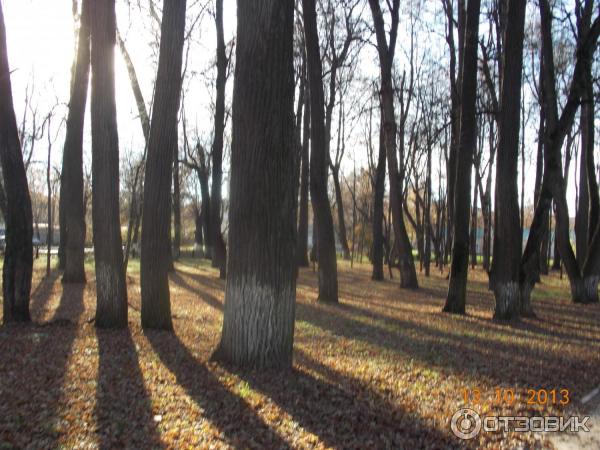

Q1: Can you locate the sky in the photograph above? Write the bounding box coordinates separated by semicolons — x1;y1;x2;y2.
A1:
2;0;588;218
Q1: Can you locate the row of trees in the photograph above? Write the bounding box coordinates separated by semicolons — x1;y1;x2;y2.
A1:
1;0;599;368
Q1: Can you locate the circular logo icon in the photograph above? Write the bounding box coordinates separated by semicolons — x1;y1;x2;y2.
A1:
451;408;482;440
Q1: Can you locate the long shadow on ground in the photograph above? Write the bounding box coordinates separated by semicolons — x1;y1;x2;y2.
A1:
0;277;83;449
95;328;164;449
235;352;465;449
146;331;290;448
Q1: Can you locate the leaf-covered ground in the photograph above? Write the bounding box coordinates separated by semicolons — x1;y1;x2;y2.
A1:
0;257;599;449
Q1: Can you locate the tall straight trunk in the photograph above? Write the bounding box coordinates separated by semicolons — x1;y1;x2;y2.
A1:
470;171;478;269
444;0;481;314
90;0;128;328
58;197;66;269
61;0;90;284
172;137;181;261
309;214;317;263
195;154;212;258
0;2;34;323
140;0;186;331
303;0;339;302
424;138;432;277
210;0;227;279
371;118;386;280
576;134;588;266
443;0;461;266
368;0;418;289
213;0;296;369
46;119;53;277
491;0;526;320
297;76;310;268
481;116;495;271
292;63;305;269
534;64;549;276
194;207;204;255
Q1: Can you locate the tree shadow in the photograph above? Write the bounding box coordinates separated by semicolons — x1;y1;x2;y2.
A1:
170;266;225;291
169;271;224;312
232;350;466;449
146;330;290;448
0;282;84;448
95;328;164;449
29;268;61;319
294;299;600;395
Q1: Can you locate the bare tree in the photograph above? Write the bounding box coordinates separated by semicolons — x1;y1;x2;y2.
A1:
368;0;418;288
0;1;34;323
213;0;296;368
90;0;128;328
443;0;481;314
303;0;339;302
61;0;90;283
210;0;228;278
140;0;186;330
490;0;527;320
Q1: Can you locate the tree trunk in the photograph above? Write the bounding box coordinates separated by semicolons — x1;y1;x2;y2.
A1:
90;0;128;328
140;0;186;330
210;0;227;279
469;173;478;269
58;196;66;269
212;0;296;369
0;2;34;323
368;0;418;289
46;119;53;277
371;118;386;280
444;0;481;314
521;0;600;304
303;0;339;302
534;60;550;276
61;0;90;284
491;0;526;320
196;162;212;259
332;167;351;260
442;0;461;268
424;137;432;277
296;75;310;268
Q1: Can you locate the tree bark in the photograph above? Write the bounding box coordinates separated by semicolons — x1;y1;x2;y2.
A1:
491;0;526;320
61;0;90;284
332;166;350;260
90;0;128;328
213;0;296;369
424;135;432;277
0;2;34;323
297;74;310;268
444;0;481;314
303;0;339;302
140;0;186;330
371;118;386;280
210;0;227;279
368;0;418;289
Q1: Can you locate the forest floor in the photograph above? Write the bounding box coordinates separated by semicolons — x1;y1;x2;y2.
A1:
0;257;599;449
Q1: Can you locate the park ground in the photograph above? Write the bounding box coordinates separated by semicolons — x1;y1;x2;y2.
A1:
0;257;599;449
